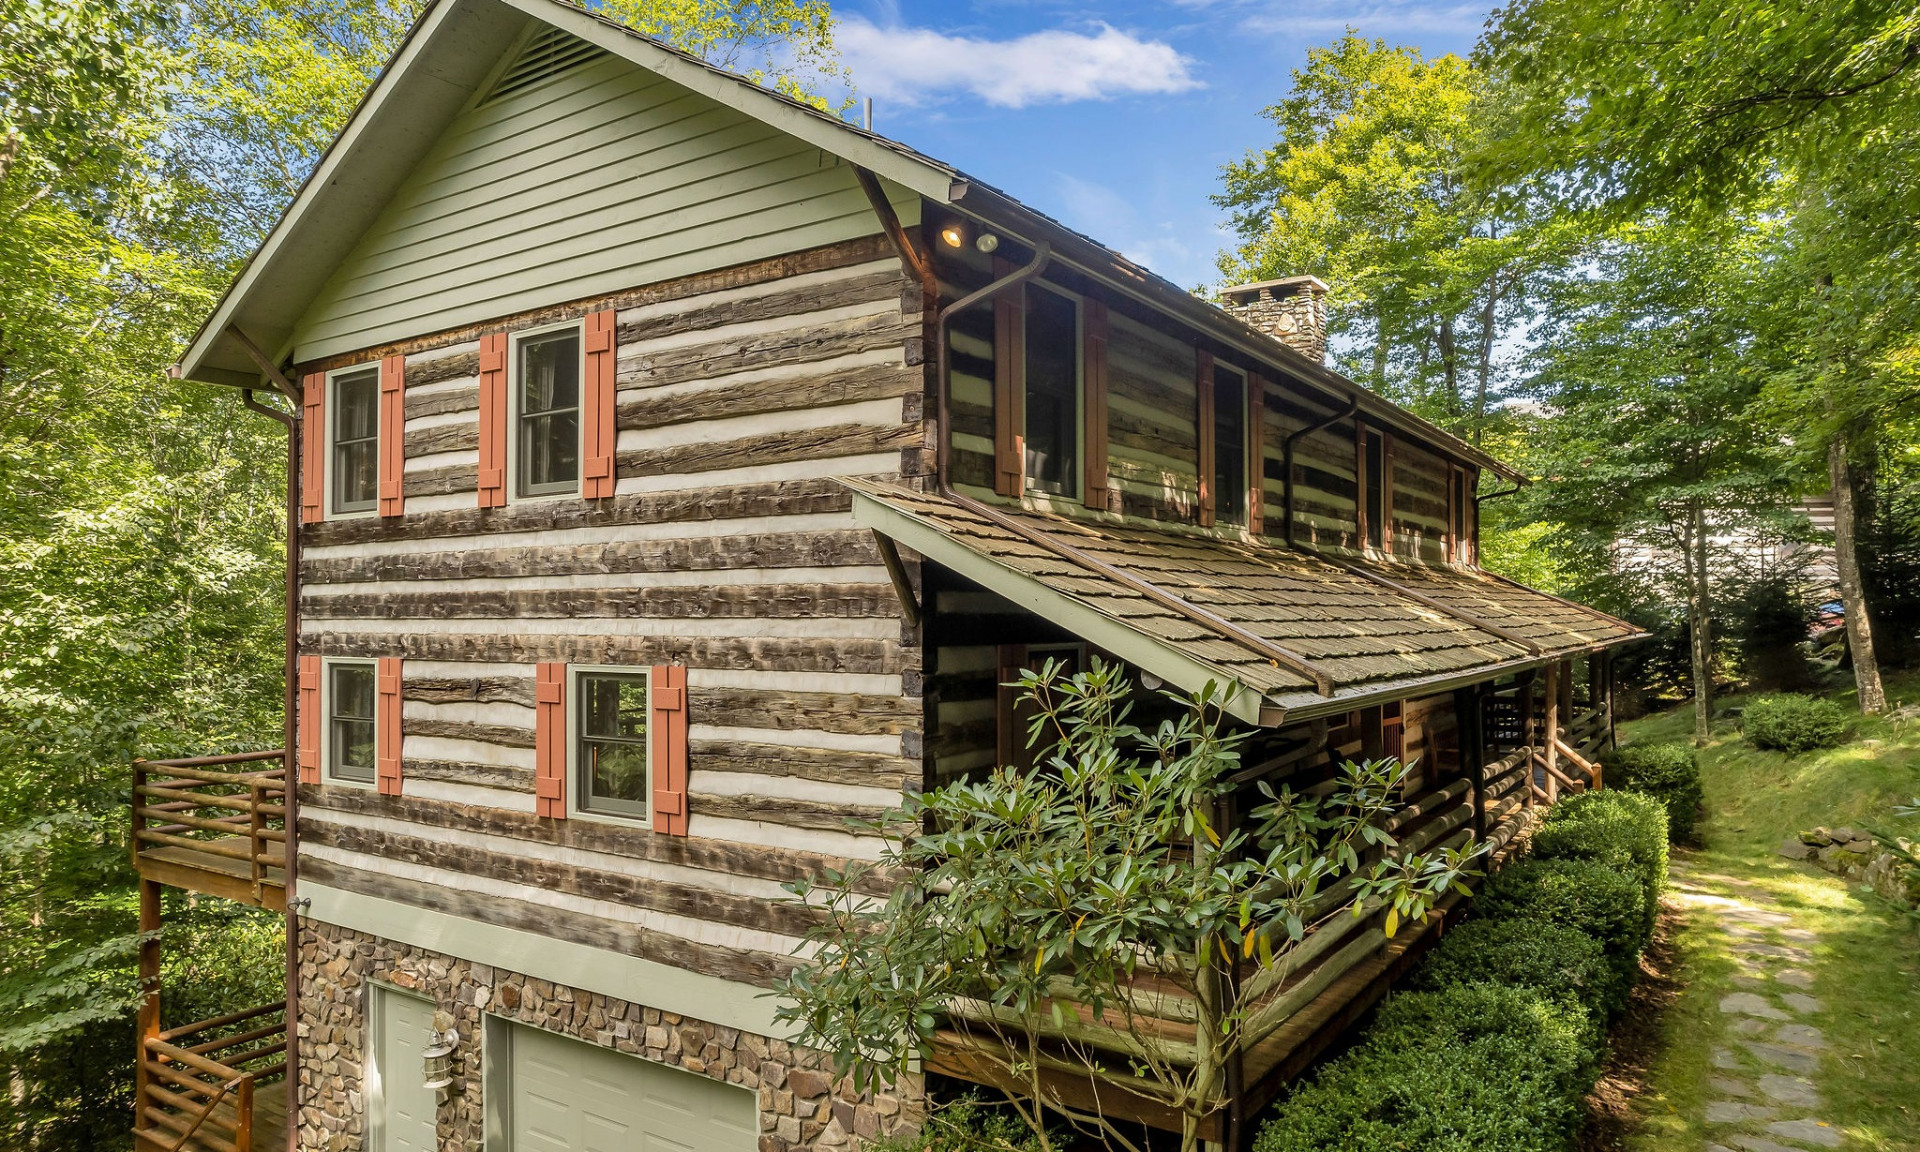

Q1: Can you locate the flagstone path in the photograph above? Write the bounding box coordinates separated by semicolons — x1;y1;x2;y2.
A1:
1668;865;1844;1152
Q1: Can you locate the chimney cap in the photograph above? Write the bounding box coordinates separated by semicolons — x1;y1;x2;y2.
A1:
1218;275;1330;305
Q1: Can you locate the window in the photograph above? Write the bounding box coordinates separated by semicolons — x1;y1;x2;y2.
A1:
1363;428;1386;550
327;660;377;784
330;366;380;515
1212;365;1247;526
1449;466;1471;562
515;327;581;498
1023;285;1080;497
574;669;649;819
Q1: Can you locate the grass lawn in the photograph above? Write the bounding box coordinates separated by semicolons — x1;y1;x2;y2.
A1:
1617;670;1920;1152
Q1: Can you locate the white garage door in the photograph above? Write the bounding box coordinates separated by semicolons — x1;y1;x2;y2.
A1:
508;1022;756;1152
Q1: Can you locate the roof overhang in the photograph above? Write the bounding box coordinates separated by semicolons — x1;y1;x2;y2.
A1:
848;480;1645;728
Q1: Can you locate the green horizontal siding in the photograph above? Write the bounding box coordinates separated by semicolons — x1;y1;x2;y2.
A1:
295;49;913;361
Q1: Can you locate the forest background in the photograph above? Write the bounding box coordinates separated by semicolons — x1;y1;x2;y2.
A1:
2;0;1916;1146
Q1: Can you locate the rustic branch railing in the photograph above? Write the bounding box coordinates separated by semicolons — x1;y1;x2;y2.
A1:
937;763;1526;1081
137;1002;286;1152
131;751;286;901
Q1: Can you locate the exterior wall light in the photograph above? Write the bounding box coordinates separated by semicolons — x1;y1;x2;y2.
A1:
940;225;965;248
975;233;1000;253
422;1009;460;1092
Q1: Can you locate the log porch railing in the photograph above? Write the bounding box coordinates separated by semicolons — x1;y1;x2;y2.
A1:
131;751;287;909
134;1002;287;1152
927;757;1544;1139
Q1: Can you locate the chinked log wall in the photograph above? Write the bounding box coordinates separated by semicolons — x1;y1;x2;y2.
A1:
295;234;928;989
934;237;1464;561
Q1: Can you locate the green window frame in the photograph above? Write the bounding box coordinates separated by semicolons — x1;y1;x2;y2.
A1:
330;365;380;515
573;669;649;820
327;659;377;785
514;326;582;499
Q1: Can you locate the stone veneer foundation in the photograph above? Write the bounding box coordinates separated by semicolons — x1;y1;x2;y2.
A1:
296;919;924;1152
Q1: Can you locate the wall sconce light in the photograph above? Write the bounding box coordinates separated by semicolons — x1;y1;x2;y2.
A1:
423;1010;460;1092
1140;672;1164;691
939;224;965;248
975;233;1000;254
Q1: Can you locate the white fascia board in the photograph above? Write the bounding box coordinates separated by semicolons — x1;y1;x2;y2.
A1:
502;0;959;202
302;880;795;1038
850;491;1269;726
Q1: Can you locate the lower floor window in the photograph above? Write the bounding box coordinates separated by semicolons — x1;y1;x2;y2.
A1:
328;661;377;784
576;670;649;818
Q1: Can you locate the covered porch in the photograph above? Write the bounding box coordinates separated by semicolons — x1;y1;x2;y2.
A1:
848;479;1637;1144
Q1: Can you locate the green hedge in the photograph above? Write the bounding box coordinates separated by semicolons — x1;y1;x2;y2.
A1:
1473;856;1648;980
1253;985;1595;1152
1608;741;1703;845
1529;790;1669;937
1744;693;1850;754
1411;917;1624;1026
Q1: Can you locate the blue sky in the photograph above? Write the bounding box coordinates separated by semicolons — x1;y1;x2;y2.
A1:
827;0;1493;290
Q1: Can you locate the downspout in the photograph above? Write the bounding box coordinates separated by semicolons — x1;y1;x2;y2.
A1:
1281;396;1358;548
235;355;302;1152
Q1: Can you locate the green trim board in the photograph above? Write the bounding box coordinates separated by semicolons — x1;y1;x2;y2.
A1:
300;880;794;1039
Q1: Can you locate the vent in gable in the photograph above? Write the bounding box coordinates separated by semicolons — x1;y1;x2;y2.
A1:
485;26;606;103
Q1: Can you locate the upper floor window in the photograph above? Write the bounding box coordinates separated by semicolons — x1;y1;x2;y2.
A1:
1212;364;1248;526
329;365;380;516
574;668;649;820
1024;284;1080;498
326;659;377;786
514;326;581;499
1362;427;1386;550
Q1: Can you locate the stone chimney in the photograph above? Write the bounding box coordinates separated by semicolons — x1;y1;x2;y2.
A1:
1219;276;1329;363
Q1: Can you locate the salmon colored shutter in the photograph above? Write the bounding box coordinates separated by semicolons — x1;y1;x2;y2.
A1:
582;310;618;499
375;657;404;795
300;373;325;524
1246;372;1266;534
297;655;321;785
650;665;689;836
991;259;1025;498
1195;349;1216;527
378;355;406;518
477;333;508;508
534;662;566;818
1082;299;1109;510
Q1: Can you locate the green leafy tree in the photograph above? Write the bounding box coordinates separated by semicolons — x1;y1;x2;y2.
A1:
1511;218;1789;743
1477;0;1920;711
1215;35;1565;441
778;662;1479;1152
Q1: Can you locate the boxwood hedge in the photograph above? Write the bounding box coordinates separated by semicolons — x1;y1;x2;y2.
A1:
1607;742;1704;844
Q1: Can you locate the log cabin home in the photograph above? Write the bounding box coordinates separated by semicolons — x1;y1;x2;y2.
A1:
140;1;1645;1150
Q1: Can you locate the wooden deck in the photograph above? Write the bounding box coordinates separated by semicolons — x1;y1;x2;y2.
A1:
131;751;286;910
134;1002;289;1152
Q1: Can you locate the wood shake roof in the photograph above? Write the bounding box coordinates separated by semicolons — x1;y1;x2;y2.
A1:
845;479;1643;725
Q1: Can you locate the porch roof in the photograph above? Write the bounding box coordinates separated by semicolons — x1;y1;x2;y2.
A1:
844;479;1644;727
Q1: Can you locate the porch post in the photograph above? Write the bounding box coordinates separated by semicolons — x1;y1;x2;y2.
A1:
1456;685;1487;841
135;878;161;1133
1519;673;1537;808
1542;662;1561;804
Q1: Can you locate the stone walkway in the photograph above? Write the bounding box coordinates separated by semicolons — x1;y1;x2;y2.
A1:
1669;866;1841;1152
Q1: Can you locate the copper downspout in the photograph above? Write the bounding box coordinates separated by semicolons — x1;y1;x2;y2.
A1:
235;338;301;1152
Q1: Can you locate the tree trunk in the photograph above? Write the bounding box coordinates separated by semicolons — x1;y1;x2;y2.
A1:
1828;428;1886;713
1435;317;1461;418
1687;499;1714;746
1473;274;1500;445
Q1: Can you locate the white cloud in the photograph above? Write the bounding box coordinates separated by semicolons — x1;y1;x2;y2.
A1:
837;18;1202;109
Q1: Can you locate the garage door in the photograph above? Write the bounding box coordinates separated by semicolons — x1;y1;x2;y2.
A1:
508;1022;756;1152
371;986;439;1152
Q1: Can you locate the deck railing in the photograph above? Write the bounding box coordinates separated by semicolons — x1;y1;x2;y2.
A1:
136;1002;287;1152
131;751;287;903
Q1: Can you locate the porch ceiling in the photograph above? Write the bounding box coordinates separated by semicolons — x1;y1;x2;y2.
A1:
844;479;1644;726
